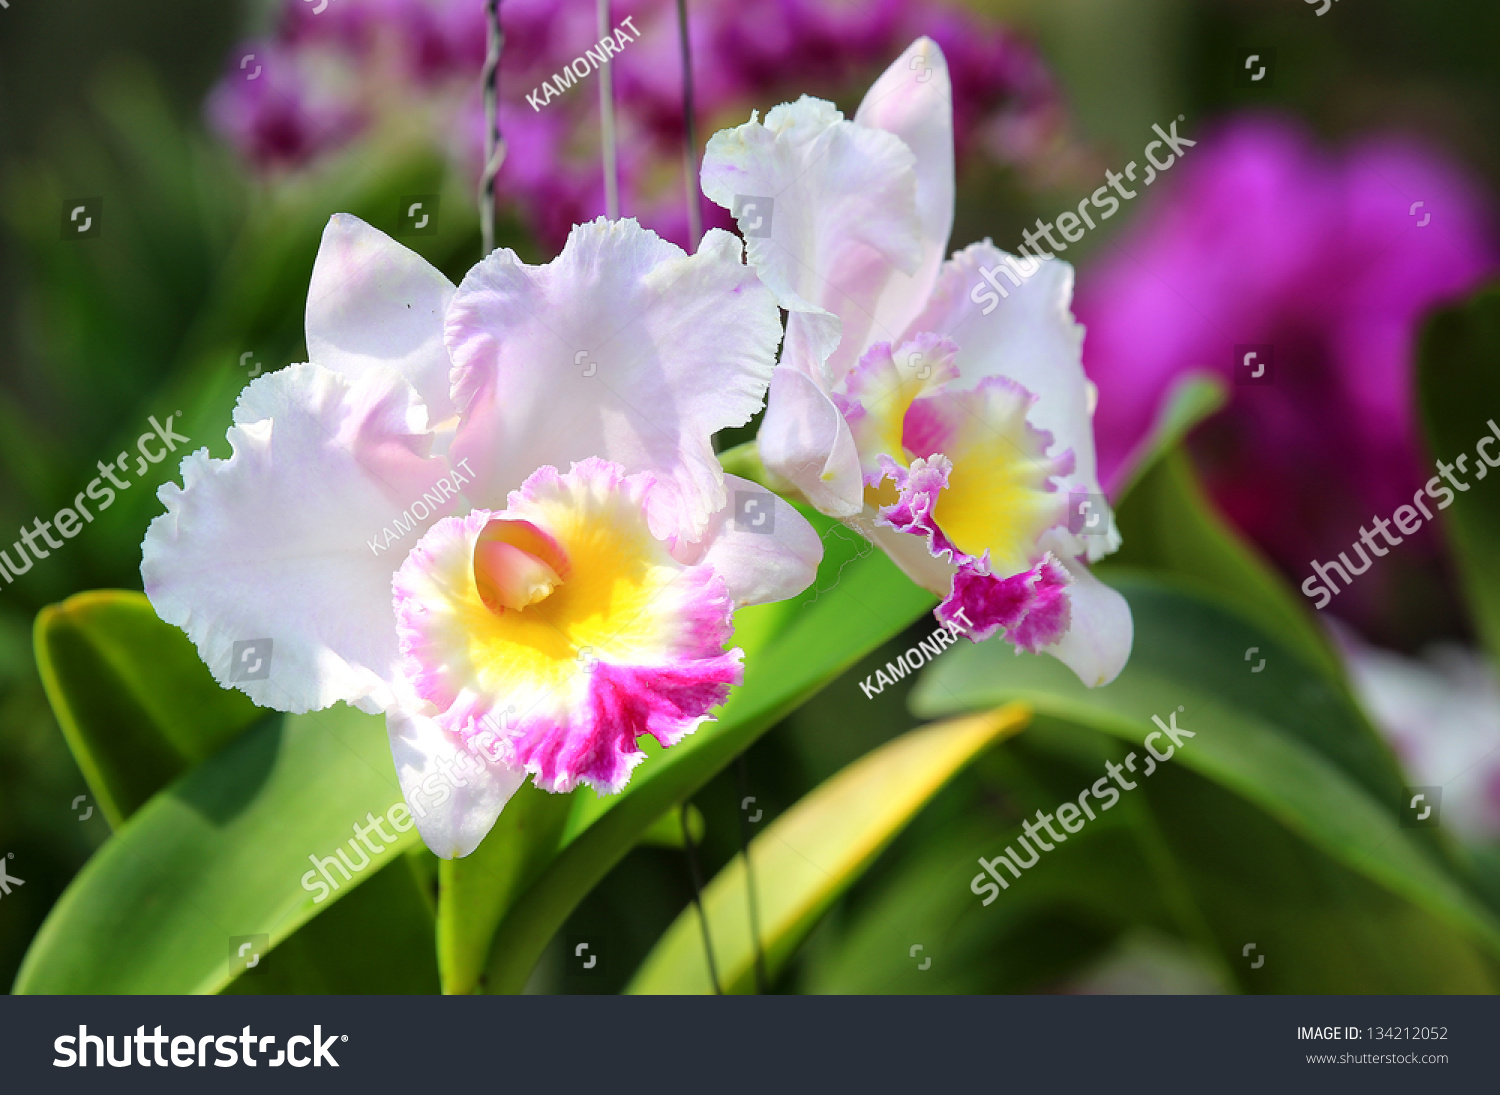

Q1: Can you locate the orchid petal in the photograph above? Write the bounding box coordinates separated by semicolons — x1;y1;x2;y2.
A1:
936;554;1072;650
1036;531;1133;687
672;473;823;608
305;214;458;423
858;508;956;597
839;333;960;483
757;367;865;517
142;363;454;714
853;37;956;353
701;96;923;386
875;453;965;567
385;699;528;860
446;219;781;542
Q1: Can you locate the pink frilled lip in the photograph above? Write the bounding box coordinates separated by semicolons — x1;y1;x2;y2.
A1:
498;655;743;794
937;553;1073;652
874;453;966;565
391;458;745;795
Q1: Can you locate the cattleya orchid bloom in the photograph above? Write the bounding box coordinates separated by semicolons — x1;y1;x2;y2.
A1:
142;214;820;857
702;37;1131;686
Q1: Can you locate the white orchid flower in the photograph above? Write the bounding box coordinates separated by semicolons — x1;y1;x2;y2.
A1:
142;214;821;857
702;37;1132;686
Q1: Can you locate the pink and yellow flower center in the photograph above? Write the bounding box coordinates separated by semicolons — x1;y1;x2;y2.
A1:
903;376;1074;576
393;459;741;793
842;336;1074;578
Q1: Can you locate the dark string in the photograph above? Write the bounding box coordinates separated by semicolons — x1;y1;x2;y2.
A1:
480;0;505;256
734;754;769;993
675;0;703;247
680;801;724;994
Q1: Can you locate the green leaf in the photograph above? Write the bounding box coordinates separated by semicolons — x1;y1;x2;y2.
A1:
1109;450;1342;681
14;702;425;994
714;440;768;485
1416;285;1500;666
435;788;697;992
911;574;1500;961
437;786;574;995
224;855;439;995
637;803;706;848
800;809;1180;995
810;726;1496;993
441;519;936;994
33;590;263;826
625;705;1030;994
1110;371;1226;504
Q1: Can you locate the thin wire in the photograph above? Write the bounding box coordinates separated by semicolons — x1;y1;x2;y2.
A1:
734;754;769;994
480;0;506;256
674;0;702;248
598;0;620;219
680;801;723;995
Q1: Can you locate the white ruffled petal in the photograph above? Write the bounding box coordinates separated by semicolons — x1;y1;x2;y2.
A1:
1037;532;1133;688
305;214;458;422
859;507;956;597
701;96;923;385
385;699;528;859
673;474;823;608
757;367;865;517
853;37;956;354
142;363;455;714
446;219;781;543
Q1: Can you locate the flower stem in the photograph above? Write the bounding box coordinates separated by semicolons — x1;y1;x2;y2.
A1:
681;801;723;994
675;0;702;249
598;0;620;219
480;0;506;257
734;754;769;993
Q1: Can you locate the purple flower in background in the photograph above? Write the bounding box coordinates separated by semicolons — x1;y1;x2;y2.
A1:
205;0;1061;250
205;42;364;168
1074;116;1496;631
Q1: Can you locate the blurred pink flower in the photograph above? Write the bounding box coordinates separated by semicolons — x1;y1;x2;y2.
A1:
205;42;364;167
1339;631;1500;840
1074;116;1496;627
206;0;1060;250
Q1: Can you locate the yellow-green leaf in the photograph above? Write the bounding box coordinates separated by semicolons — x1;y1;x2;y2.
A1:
625;704;1030;994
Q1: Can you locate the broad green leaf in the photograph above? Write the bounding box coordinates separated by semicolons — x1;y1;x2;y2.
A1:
1133;756;1498;992
435;788;704;992
911;574;1500;960
626;705;1030;994
802;811;1180;995
1416;286;1500;666
14;702;423;994
33;590;262;826
812;717;1494;994
449;523;936;994
225;855;438;995
437;787;574;994
1108;449;1342;681
1110;371;1226;504
637;803;706;848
